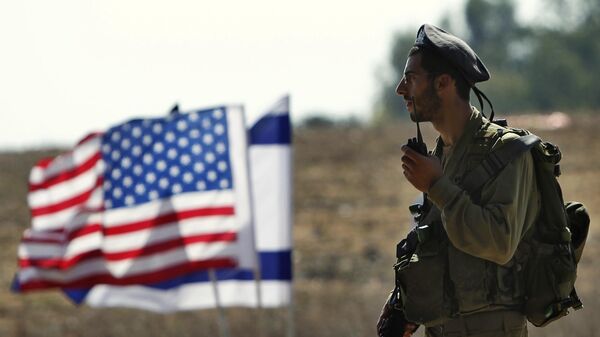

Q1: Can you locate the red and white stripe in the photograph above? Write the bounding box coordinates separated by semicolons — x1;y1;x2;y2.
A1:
18;134;241;291
28;134;105;232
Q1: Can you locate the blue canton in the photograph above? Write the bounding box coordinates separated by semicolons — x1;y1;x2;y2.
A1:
101;107;233;209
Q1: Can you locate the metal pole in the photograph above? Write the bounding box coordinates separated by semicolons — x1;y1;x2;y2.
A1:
254;266;265;337
242;107;265;337
286;286;295;337
209;269;230;337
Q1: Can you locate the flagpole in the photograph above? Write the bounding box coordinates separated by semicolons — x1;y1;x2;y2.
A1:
209;269;230;337
286;244;296;337
287;290;295;337
253;259;265;337
242;107;265;337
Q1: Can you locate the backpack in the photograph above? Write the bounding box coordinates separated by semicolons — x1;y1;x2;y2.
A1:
461;122;590;327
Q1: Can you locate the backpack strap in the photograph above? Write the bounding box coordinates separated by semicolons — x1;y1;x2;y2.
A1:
460;134;541;194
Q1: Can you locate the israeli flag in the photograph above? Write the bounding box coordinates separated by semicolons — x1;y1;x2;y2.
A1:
248;95;293;307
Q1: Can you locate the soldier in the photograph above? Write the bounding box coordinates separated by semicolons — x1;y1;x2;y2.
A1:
376;24;540;337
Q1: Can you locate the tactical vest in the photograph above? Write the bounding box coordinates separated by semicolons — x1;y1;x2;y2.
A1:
395;119;529;327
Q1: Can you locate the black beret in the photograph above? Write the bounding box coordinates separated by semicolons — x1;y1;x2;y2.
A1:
414;24;490;85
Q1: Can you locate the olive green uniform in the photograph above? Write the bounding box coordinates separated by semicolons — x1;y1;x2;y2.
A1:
408;108;541;337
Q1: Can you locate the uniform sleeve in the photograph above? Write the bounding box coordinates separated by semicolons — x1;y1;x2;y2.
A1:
427;142;540;265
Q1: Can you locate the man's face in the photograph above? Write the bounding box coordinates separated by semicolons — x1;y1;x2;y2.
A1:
395;53;441;122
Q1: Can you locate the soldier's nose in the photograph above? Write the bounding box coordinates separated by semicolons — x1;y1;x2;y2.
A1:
396;77;407;96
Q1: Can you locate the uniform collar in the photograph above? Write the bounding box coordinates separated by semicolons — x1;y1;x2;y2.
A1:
435;107;485;174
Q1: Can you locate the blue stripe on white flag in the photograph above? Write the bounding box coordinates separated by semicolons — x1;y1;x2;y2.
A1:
250;115;291;145
249;95;291;145
259;250;292;280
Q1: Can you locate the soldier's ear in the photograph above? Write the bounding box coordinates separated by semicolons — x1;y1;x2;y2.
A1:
434;74;454;91
434;74;454;95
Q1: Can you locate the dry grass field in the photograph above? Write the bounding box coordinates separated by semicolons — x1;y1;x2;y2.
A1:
0;113;598;337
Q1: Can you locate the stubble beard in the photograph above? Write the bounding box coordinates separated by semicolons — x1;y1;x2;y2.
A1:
409;81;442;123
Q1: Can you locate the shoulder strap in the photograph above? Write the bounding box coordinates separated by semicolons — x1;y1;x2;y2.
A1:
461;134;541;194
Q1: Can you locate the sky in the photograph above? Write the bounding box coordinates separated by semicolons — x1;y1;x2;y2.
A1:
0;0;541;149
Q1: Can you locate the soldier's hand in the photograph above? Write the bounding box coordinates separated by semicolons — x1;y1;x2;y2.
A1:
403;323;419;337
377;300;419;337
401;145;442;193
376;301;392;336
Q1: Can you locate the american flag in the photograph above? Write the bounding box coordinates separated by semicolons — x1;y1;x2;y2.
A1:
15;106;255;291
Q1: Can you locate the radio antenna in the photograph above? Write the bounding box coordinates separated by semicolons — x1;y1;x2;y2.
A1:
412;96;424;145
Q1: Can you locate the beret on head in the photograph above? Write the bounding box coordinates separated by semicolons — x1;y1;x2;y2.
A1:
414;24;490;85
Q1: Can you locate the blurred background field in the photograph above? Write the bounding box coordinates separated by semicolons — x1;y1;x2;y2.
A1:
1;112;598;337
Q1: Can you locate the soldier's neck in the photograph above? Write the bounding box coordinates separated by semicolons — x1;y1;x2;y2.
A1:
431;100;472;147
